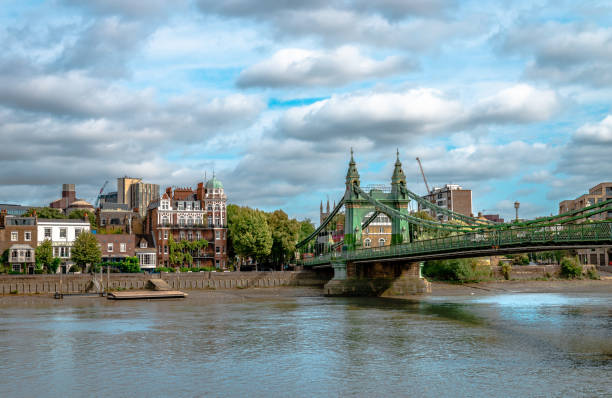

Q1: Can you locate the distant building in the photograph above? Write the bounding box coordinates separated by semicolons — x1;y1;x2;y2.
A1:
420;184;472;222
0;211;37;273
559;182;612;266
117;177;159;217
49;184;91;215
0;204;29;217
362;212;392;248
96;202;137;233
98;191;118;206
480;213;504;223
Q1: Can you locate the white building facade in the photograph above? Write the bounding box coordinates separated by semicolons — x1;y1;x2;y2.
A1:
37;219;90;262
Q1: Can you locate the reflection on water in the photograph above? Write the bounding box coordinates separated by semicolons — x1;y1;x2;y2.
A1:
1;292;612;397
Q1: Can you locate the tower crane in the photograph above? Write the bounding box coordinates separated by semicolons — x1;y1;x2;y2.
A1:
94;180;109;208
416;157;431;195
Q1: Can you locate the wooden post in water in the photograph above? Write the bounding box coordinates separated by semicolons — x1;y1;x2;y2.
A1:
107;265;110;296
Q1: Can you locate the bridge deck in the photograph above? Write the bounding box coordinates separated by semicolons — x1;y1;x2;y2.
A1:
303;222;612;266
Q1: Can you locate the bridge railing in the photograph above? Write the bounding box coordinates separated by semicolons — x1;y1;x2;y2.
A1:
301;222;612;266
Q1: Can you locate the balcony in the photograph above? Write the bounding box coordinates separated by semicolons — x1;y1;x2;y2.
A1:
158;223;227;229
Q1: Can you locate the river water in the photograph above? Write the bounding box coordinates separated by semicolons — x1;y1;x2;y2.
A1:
1;290;611;397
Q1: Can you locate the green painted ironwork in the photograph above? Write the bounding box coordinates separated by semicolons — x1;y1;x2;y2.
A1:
302;222;612;266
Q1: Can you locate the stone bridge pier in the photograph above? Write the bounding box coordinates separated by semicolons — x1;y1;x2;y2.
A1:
324;260;431;296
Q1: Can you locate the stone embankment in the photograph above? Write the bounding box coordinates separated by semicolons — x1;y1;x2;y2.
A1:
0;269;333;295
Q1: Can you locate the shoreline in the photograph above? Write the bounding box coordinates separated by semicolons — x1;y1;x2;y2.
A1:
2;279;612;304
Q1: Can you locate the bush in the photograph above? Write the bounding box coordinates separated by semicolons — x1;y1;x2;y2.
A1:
501;263;512;280
560;256;582;279
423;258;490;282
157;267;175;273
586;268;599;280
511;254;529;265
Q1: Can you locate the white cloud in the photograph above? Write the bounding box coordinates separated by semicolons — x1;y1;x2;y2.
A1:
237;46;415;88
278;84;559;145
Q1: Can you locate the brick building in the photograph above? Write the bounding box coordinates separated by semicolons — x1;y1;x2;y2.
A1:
0;211;37;273
421;184;472;222
362;212;392;248
95;234;136;263
559;182;612;266
49;184;91;214
145;176;228;269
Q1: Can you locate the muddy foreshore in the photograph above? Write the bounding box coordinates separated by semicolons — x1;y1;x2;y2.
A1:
2;279;612;305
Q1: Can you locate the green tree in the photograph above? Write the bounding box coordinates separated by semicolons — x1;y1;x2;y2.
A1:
118;256;140;273
266;210;300;267
71;232;101;271
35;240;54;272
68;209;97;228
227;204;272;266
297;219;316;253
168;235;208;267
24;207;65;219
50;257;61;274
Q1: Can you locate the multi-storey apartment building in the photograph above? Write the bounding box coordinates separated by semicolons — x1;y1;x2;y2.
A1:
37;218;90;272
146;176;227;269
117;177;160;217
559;182;612;266
420;184;472;222
0;211;37;273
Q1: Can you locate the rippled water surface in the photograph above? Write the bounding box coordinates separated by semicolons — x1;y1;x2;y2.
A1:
1;291;612;397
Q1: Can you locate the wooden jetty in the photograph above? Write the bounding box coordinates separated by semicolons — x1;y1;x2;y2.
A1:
107;290;188;300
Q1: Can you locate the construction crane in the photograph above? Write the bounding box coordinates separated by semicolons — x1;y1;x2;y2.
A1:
416;157;430;195
94;180;109;208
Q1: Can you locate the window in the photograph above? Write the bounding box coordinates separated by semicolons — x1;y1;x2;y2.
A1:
187;217;193;226
108;243;113;252
179;217;185;226
379;227;383;234
188;232;193;240
159;246;162;254
75;228;82;237
180;231;185;240
164;246;168;254
10;231;18;241
207;205;212;211
194;202;200;210
25;231;31;241
59;228;67;238
208;216;213;226
178;202;184;210
44;228;51;238
164;230;168;240
215;230;220;240
215;246;220;253
54;247;59;257
196;232;201;240
60;247;69;257
379;238;385;247
162;215;169;225
11;250;17;259
158;231;161;240
25;250;31;259
140;240;147;248
215;259;219;267
364;238;371;248
120;243;126;253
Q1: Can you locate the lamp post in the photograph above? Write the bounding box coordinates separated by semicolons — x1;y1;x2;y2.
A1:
514;201;520;222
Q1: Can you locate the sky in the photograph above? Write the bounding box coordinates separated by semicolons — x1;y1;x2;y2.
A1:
0;0;611;224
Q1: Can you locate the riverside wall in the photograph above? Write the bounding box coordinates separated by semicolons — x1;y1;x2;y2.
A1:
0;269;333;295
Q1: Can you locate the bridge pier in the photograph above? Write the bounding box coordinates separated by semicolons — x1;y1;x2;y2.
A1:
323;261;431;296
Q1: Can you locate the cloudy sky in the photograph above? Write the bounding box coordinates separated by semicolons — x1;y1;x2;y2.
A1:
1;0;611;223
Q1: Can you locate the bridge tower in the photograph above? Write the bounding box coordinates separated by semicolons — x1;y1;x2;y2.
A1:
390;150;411;245
343;150;412;250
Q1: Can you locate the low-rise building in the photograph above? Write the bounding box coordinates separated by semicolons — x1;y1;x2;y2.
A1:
95;234;135;263
37;218;90;271
362;212;392;248
135;234;157;271
0;211;37;273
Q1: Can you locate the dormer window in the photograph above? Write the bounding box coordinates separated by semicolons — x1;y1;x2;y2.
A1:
140;241;147;248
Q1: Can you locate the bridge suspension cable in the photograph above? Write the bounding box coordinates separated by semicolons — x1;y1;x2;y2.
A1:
296;196;345;249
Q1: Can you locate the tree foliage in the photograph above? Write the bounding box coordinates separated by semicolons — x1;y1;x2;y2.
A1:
35;240;54;271
227;204;272;263
560;256;582;279
168;235;209;267
68;209;97;228
117;256;140;273
266;210;300;265
24;207;65;219
71;232;101;269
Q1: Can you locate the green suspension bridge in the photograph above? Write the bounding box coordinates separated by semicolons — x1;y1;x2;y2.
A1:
297;151;612;269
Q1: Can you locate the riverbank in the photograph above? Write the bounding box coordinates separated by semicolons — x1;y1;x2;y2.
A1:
2;278;612;305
